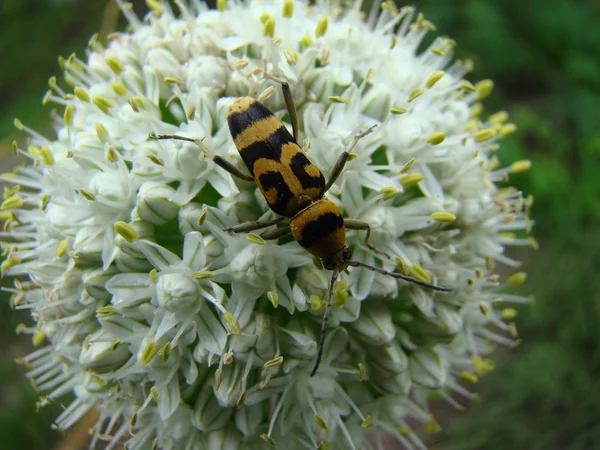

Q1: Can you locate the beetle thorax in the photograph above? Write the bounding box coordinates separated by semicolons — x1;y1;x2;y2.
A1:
289;198;346;261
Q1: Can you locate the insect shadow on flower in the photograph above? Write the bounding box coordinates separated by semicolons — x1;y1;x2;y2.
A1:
150;78;453;376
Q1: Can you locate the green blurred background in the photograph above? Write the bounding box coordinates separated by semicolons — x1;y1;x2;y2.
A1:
1;0;599;448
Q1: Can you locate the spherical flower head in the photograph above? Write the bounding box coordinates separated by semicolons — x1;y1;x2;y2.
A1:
4;0;534;448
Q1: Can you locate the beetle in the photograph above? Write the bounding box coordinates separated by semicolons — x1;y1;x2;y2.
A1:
152;81;452;376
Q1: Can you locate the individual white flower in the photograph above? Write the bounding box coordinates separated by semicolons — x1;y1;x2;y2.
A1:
3;0;534;448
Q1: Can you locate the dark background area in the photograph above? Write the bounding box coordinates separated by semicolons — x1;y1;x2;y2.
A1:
0;0;599;449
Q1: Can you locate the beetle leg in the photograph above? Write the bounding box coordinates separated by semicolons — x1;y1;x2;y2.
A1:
344;219;391;259
226;217;284;233
281;81;300;143
264;75;300;143
324;125;377;193
148;132;254;182
260;226;292;240
213;156;254;182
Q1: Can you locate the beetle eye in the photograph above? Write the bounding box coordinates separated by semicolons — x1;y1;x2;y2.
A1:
342;247;352;260
323;260;335;270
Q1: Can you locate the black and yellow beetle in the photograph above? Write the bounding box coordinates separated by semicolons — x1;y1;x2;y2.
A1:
153;81;452;376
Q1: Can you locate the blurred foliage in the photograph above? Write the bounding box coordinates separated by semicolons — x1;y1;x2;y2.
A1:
413;0;600;448
1;0;599;449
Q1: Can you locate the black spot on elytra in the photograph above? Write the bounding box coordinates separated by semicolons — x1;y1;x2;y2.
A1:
298;212;343;248
290;152;325;192
258;171;295;216
239;127;295;174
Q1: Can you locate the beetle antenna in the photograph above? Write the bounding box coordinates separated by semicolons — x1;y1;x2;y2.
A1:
347;260;452;292
310;267;339;377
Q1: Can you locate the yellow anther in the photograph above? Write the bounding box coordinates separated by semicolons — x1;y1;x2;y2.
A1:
33;330;45;347
164;76;183;85
390;107;408;114
379;187;397;200
42;91;52;106
510;159;531;174
315;17;328;37
111;82;127;96
93;96;113;114
217;0;226;12
263;18;275;37
425;70;444;88
430;48;444;56
472;129;496;143
299;34;312;48
314;415;328;430
147;154;164;166
106;146;119;163
488;110;509;124
187;105;196;120
310;295;323;311
409;264;431;283
146;0;162;14
129;96;144;112
431;211;456;223
499;123;517;137
246;233;266;245
257;86;275;103
282;0;293;17
501;308;518;320
140;341;159;364
422;21;436;31
507;271;527;287
459;80;475;92
96;123;110;143
149;269;158;283
40;194;50;210
423;417;441;433
361;415;372;428
358;362;366;381
381;2;398;14
190;271;213;280
460;371;478;384
236;390;246;408
79;189;95;201
56;240;68;258
479;303;489;315
400;173;424;187
150;386;159;401
232;59;248;71
40;147;54;165
259;12;271;23
283;48;298;65
260;434;276;446
263;355;284;370
408;88;424;102
475;79;494;100
63;105;74;125
425;131;446;145
400;158;416;173
1;196;23;210
332;290;348;308
470;102;483;118
74;87;90;102
528;237;539;251
267;291;279;308
196;206;208;227
105;56;125;74
114;221;138;242
472;355;495;375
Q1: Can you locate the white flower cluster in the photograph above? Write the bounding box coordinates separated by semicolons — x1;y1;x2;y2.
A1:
3;0;534;449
